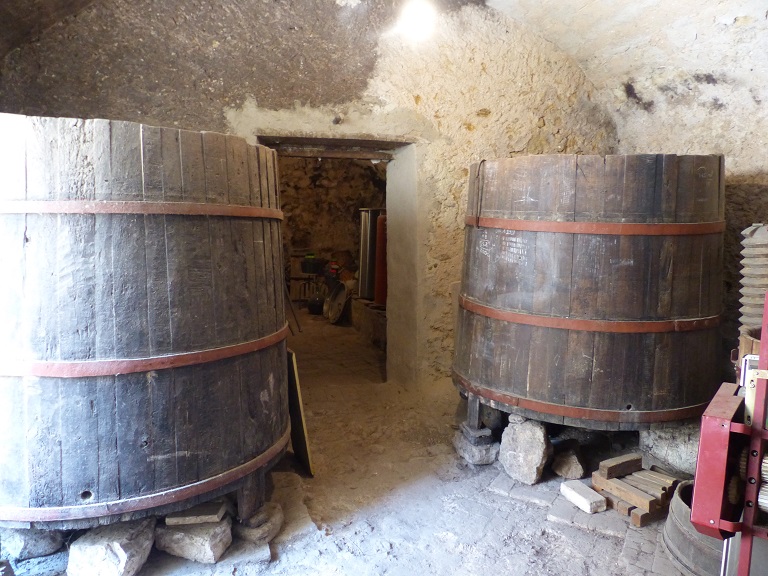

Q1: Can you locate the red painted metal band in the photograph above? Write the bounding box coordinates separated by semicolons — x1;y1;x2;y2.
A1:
0;200;284;220
464;216;725;236
453;371;709;424
459;295;720;333
0;324;290;378
0;427;290;522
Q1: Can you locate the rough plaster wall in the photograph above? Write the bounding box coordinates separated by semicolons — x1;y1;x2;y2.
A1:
279;157;386;262
227;6;617;382
365;7;616;380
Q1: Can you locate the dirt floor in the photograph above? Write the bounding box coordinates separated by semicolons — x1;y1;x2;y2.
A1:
137;306;685;576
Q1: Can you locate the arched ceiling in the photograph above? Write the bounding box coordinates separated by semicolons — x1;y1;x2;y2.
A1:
487;0;768;89
0;0;96;57
2;0;766;107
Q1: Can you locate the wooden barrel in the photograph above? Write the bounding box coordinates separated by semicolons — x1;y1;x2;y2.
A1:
453;154;725;430
0;114;289;528
662;482;721;576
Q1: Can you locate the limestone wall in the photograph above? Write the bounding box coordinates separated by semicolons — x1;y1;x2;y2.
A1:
279;157;386;263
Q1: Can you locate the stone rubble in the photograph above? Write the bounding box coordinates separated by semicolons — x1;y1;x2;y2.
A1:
155;516;232;564
552;447;587;479
0;528;63;561
498;415;553;485
234;503;284;544
67;517;156;576
560;480;607;514
452;430;500;466
164;501;230;526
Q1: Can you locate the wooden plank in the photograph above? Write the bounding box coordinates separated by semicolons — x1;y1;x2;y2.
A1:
25;116;59;201
260;217;278;333
247;144;263;208
179;130;206;202
239;353;264;458
203;132;229;204
621;154;657;222
659;154;679;223
95;376;119;502
22;214;59;360
109;121;143;201
226;136;251;206
194;360;240;478
210;218;238;345
92;119;112;200
94;214;116;358
148;369;177;491
269;219;285;328
693;155;721;222
588;333;615;410
145;216;172;355
26;377;63;507
258;147;272;209
60;380;99;505
630;505;668;527
161;128;183;201
633;469;679;489
0;214;26;357
526;327;567;406
111;214;150;358
598;453;643;478
115;373;153;497
621;474;668;500
234;220;260;341
569;234;601;318
173;367;199;484
617;499;637;516
594;488;634;516
237;470;265;521
0;377;29;507
287;349;313;476
166;215;214;351
56;214;96;360
603;155;625;221
270;148;281;209
591;472;658;512
564;330;595;410
574;155;605;221
251;219;269;338
141;124;164;200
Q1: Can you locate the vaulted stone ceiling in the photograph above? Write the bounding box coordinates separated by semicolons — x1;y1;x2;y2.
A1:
5;0;764;93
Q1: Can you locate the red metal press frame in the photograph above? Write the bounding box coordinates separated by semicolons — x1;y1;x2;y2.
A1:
691;292;768;575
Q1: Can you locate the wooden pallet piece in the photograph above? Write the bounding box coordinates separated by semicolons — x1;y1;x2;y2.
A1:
595;488;635;516
630;505;668;527
591;472;659;512
634;469;680;489
622;474;669;501
598;453;643;479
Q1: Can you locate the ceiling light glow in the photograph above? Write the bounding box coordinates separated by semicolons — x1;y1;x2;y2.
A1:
393;0;437;43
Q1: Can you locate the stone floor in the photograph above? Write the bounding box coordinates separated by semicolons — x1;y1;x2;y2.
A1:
221;308;687;575
131;307;689;575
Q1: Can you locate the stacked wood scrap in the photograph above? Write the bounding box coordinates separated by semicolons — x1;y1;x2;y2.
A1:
590;453;683;527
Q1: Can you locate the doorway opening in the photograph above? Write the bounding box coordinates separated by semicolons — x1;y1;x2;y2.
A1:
259;136;410;381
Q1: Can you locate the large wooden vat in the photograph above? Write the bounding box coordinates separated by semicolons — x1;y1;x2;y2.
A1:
453;154;725;430
0;114;289;527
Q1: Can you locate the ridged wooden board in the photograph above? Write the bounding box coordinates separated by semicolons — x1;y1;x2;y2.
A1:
453;154;725;430
0;114;289;528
